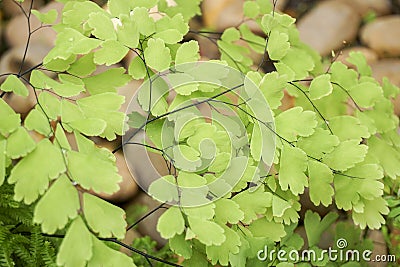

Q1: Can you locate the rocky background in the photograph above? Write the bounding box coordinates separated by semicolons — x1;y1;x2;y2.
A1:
1;0;399;265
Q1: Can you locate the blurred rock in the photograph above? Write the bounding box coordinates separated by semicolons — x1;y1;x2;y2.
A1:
5;1;63;47
361;16;400;57
202;0;283;32
297;0;361;56
338;0;391;17
134;192;167;246
336;46;378;68
1;0;43;19
367;230;388;267
371;59;400;115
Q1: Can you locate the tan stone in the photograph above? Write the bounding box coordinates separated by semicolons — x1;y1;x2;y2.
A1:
297;0;361;56
361;16;400;57
338;0;391;16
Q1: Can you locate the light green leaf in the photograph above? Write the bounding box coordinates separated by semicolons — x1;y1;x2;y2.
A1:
346;51;372;76
117;14;139;48
267;30;290;60
259;71;287;110
169;234;192;259
297;128;339;159
128;56;146;80
188;217;225;246
153;29;183;44
175;40;200;65
94;40;129;66
8;139;66;204
206;225;241;266
329;115;370;141
88;236;136;267
309;74;332;100
243;1;260;18
144;38;171;72
352;197;389;229
279;47;315;80
349;82;383;108
275;107;317;142
0;140;5;186
38;91;61;120
304;211;338;247
157;206;185;239
34;174;79;234
0;98;20;135
83;67;131;95
132;7;155;35
24;108;52;136
0;75;28;97
83;193;127;239
322;140;368;171
308;161;334;206
209;152;231;173
87;12;116;40
67;150;121;194
214;198;244;224
128;111;146;128
183;203;214;220
6;126;36;159
232;188;272;224
248;218;286;242
330;61;358;89
68;53;96;77
31;9;58;24
279;144;308;195
68;118;106;136
250;124;262;161
56;216;93;267
368;136;400;179
272;195;291;217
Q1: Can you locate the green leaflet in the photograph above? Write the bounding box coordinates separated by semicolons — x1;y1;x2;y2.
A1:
76;92;127;140
94;40;129;66
38;92;61;120
56;217;93;267
87;12;116;40
83;67;131;95
0;140;5;186
259;71;287;110
352;197;389;229
24;108;52;137
188;217;225;246
367;135;400;179
214;198;244;224
117;14;140;48
297;128;339;159
309;74;332;100
206;225;241;266
67;150;121;195
349;81;383;108
68;118;107;136
346;51;372;76
329;115;370;141
0;75;29;97
243;1;260;18
308;161;334;206
304;211;338;247
158;0;202;21
83;193;127;239
322;140;368;171
169;234;193;259
275;107;317;142
144;38;171;72
175;40;200;65
232;188;272;224
157;206;185;239
267;30;290;60
0;98;21;136
6;126;36;159
31;9;58;24
8;139;66;204
279;144;308;195
248;217;286;242
34;174;79;234
277;47;315;80
87;236;136;267
128;56;147;79
68;53;96;77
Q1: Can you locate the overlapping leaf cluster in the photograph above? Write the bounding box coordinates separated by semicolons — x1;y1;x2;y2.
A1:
0;0;399;266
